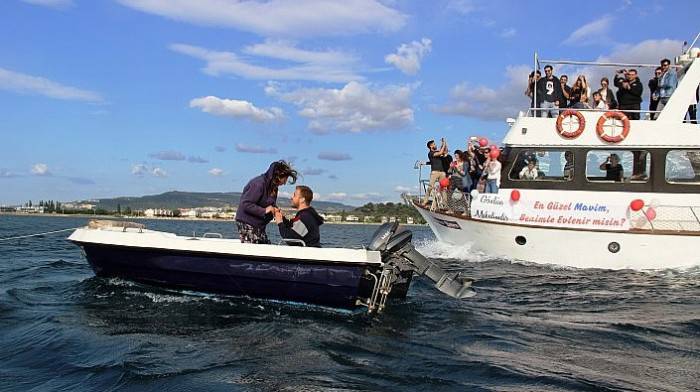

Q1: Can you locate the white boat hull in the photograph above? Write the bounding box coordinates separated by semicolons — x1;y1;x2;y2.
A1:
415;205;700;270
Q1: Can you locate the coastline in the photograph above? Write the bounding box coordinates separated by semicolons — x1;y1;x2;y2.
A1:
0;212;425;226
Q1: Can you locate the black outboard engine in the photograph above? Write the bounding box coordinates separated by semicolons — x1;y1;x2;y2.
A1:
366;223;475;312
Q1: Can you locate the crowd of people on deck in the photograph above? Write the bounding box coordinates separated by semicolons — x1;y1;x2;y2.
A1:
421;137;501;214
524;58;698;122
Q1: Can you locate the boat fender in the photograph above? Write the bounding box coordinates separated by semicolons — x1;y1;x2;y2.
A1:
555;109;586;138
596;111;630;143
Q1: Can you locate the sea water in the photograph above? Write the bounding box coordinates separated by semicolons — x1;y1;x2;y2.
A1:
0;215;698;391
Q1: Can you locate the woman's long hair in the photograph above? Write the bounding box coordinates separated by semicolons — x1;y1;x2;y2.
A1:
272;160;298;186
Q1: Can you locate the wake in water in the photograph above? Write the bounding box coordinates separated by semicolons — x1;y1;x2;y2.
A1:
414;237;490;262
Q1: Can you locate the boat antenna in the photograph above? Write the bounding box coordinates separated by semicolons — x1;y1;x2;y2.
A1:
533;52;539;114
686;32;700;54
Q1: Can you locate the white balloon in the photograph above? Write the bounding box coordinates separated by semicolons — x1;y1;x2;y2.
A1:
470;189;479;198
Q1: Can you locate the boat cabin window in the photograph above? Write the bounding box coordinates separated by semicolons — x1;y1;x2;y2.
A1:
666;150;700;184
586;150;650;183
508;150;574;182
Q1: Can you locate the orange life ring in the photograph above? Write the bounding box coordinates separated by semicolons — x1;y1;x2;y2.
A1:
596;111;630;143
555;109;586;138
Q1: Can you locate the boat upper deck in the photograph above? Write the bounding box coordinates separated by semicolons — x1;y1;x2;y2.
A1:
504;46;700;148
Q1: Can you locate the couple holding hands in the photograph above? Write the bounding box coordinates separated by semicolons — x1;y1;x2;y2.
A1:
234;161;324;247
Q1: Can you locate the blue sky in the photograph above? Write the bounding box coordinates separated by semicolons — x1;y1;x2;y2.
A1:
0;0;695;206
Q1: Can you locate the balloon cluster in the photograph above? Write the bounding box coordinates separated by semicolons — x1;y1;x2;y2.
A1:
629;199;657;221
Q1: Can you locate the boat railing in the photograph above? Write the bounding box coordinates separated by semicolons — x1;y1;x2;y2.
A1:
530;42;700;124
633;205;700;232
526;107;698;123
279;238;307;247
525;107;661;119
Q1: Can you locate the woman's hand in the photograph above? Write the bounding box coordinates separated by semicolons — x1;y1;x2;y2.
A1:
265;205;277;215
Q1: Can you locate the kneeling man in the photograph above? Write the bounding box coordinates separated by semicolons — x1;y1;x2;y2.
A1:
274;185;324;247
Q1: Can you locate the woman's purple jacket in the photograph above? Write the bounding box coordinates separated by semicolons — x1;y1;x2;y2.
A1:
234;162;279;230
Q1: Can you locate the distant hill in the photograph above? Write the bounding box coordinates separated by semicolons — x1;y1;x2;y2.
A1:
89;191;354;212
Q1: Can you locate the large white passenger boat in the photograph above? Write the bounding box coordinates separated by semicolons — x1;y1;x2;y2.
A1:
410;42;700;270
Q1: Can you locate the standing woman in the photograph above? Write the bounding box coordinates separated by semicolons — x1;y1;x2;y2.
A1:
599;77;618;109
235;160;298;244
570;75;590;109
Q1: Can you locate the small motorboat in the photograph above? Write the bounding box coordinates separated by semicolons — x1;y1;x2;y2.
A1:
68;220;474;313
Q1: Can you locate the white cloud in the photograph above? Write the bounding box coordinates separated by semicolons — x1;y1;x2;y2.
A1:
563;15;614;46
152;167;167;177
171;43;361;83
132;164;148;176
266;81;414;133
0;169;20;178
316;191;384;202
235;143;277;154
394;185;413;192
21;0;73;9
437;64;530;121
385;38;432;75
188;156;209;163
131;163;167;177
190;96;283;122
117;0;406;37
318;152;352;161
31;163;50;176
208;168;224;176
149;150;186;161
500;27;516;38
278;190;292;198
0;67;102;103
243;39;358;65
321;192;348;201
350;192;383;200
302;167;326;176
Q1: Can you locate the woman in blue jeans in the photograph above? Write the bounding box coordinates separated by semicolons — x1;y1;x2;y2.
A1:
484;156;502;194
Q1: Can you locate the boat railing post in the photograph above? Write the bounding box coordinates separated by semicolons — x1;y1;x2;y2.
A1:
533;51;538;117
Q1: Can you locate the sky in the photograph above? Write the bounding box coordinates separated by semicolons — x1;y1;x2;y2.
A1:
0;0;696;206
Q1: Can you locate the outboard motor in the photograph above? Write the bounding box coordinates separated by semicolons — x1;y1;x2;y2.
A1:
365;223;475;312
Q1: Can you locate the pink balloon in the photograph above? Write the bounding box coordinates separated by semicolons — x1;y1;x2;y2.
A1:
645;207;656;221
478;138;488;147
489;149;500;159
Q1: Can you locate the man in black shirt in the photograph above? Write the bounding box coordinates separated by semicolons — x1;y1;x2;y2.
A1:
536;65;564;118
599;154;623;182
422;138;447;205
648;66;662;114
615;69;643;120
274;185;324;247
560;75;571;108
